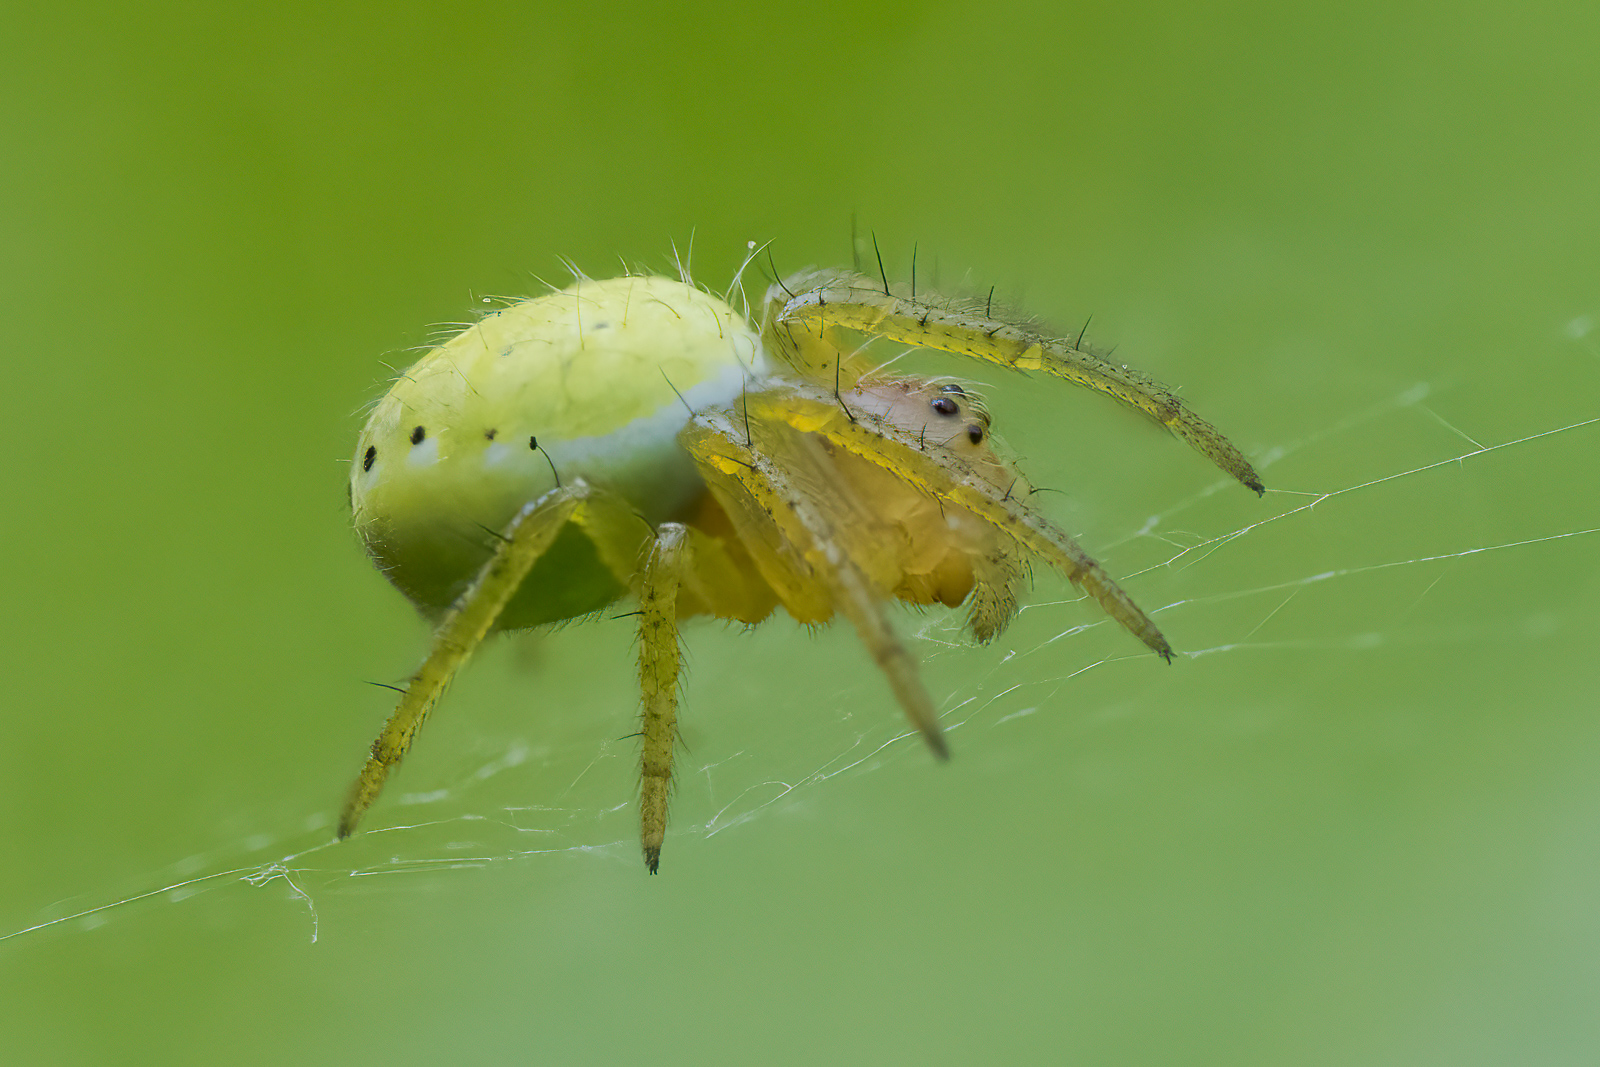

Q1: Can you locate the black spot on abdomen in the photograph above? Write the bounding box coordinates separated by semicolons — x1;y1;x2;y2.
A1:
362;445;377;471
410;425;426;445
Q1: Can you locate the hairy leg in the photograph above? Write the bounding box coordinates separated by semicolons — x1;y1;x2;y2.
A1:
682;413;950;758
340;481;650;838
966;543;1026;644
771;269;1264;495
637;523;690;873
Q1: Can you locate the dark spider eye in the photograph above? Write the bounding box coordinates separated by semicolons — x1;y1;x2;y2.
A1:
967;424;985;445
931;396;959;416
939;383;966;395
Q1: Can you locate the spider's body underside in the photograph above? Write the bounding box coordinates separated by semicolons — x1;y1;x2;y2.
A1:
342;263;1263;871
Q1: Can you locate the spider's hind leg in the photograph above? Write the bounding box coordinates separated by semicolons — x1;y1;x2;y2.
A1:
637;523;690;874
340;482;611;839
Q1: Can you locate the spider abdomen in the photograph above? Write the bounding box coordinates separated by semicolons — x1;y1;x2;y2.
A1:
351;277;761;626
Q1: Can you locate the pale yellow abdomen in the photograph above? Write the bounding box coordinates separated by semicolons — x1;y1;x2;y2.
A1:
350;276;762;626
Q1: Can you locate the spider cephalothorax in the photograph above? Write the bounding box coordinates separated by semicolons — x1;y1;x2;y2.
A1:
341;260;1262;871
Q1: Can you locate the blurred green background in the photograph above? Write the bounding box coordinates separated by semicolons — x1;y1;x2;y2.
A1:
4;1;1598;1063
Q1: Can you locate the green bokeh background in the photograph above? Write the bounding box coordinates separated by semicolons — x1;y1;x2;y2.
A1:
4;2;1599;1063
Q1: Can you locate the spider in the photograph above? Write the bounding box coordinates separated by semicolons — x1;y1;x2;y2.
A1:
341;254;1263;872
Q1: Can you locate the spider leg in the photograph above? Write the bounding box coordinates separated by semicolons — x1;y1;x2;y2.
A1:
339;480;645;839
967;544;1026;644
637;523;690;873
676;423;835;624
773;270;1265;495
744;388;1173;662
681;414;950;759
636;519;784;871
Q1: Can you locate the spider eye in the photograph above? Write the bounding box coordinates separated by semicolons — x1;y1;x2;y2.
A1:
939;384;966;396
931;396;959;416
966;423;985;445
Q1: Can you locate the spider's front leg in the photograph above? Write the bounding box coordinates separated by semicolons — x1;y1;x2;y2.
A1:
742;387;1174;662
680;411;950;760
770;270;1265;495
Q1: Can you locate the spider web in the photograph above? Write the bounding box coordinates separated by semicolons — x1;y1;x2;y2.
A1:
4;329;1597;947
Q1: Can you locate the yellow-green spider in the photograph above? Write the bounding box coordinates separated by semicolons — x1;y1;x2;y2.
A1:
341;257;1264;871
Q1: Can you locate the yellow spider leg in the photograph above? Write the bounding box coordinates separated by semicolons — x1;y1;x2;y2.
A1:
678;422;834;623
828;541;950;760
682;413;949;759
759;314;877;392
775;271;1265;495
966;544;1026;645
637;523;690;873
745;390;1173;662
340;481;635;839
